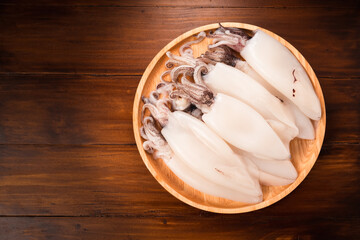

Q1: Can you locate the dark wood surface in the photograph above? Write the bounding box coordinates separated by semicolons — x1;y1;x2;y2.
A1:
0;1;359;239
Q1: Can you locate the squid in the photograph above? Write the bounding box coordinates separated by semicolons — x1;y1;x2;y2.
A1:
236;60;316;140
165;49;290;159
169;77;290;160
141;95;263;203
202;45;315;140
251;157;298;186
241;152;298;186
141;116;261;202
201;62;299;146
208;24;322;121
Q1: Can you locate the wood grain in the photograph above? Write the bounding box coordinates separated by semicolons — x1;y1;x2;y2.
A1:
1;0;359;7
0;144;358;217
0;74;138;144
0;6;359;77
0;0;359;238
0;215;359;240
0;74;358;145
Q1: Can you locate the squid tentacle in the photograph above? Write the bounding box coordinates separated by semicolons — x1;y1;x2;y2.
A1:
156;98;172;115
142;102;159;122
142;102;168;127
180;77;209;93
142;117;167;146
218;23;251;40
201;46;238;67
156;84;173;96
160;70;171;83
166;59;188;69
179;75;194;86
156;80;175;96
140;126;149;140
142;92;172;126
172;82;214;107
149;91;159;105
167;78;192;111
209;34;238;43
141;116;172;161
198;55;217;65
179;31;206;57
209;40;239;50
170;65;195;82
208;32;239;43
208;24;252;52
170;89;192;102
166;51;197;67
143;140;155;153
193;63;210;86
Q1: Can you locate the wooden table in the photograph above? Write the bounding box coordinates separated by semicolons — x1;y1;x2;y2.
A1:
0;1;359;239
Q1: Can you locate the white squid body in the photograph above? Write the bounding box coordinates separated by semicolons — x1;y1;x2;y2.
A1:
240;30;321;121
245;156;298;186
236;60;315;139
203;62;298;148
202;93;290;160
231;147;298;186
165;154;256;202
161;111;263;203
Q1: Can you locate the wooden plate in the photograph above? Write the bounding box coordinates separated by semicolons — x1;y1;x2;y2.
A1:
132;23;326;213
